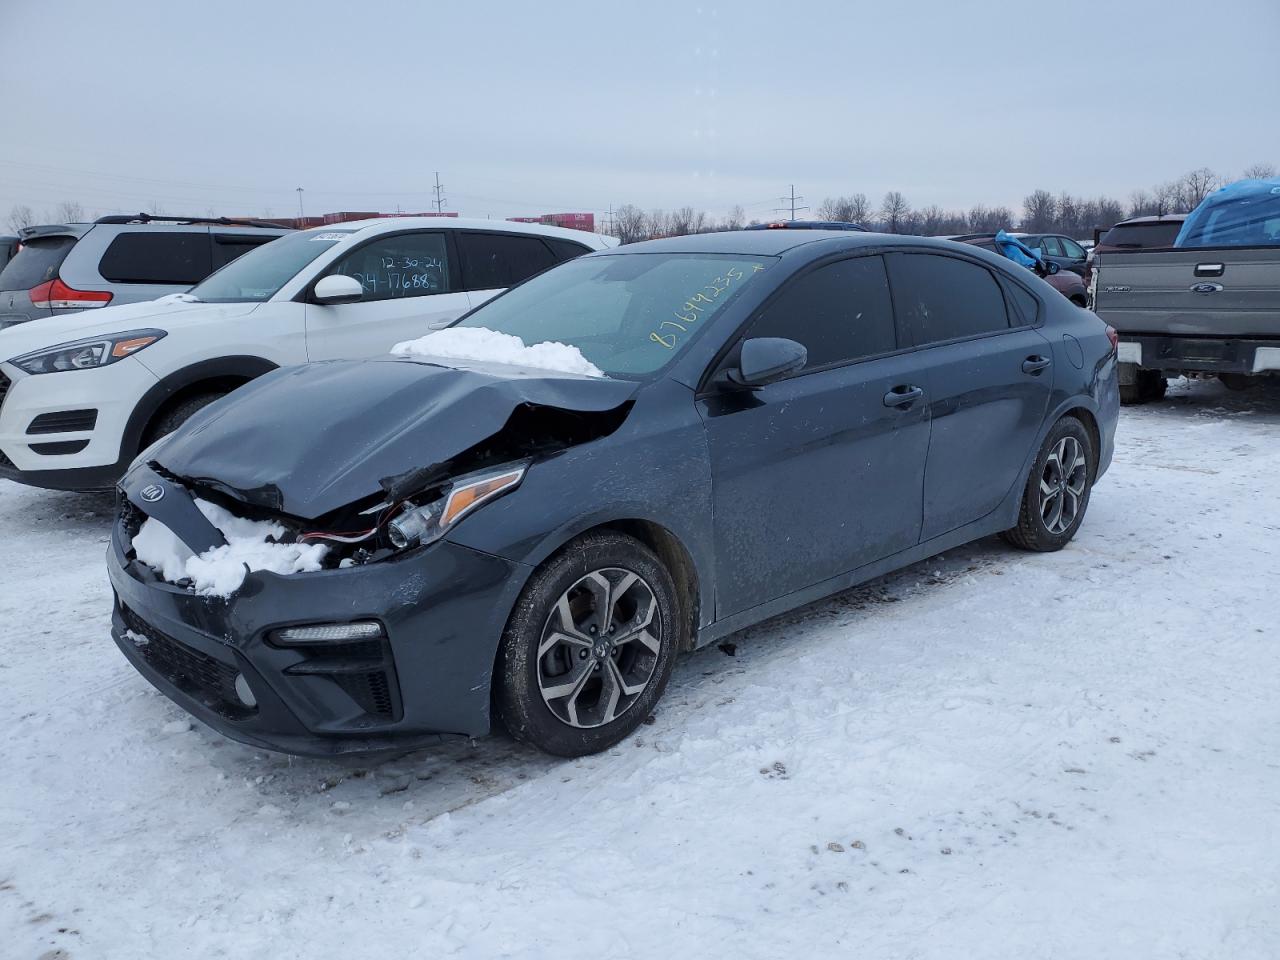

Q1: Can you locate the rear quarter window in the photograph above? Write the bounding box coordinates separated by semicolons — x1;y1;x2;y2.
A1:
212;234;281;269
0;236;76;290
98;232;213;284
545;237;592;262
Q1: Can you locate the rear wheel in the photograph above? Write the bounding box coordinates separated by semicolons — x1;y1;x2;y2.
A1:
1002;416;1095;552
497;531;681;757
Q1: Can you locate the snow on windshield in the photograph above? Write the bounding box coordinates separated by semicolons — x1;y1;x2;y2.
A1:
132;499;327;598
390;326;605;378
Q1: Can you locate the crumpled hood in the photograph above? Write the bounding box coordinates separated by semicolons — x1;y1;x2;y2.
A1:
146;356;639;519
0;296;259;361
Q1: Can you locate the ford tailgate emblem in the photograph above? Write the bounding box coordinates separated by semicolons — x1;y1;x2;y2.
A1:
140;483;165;503
1191;282;1224;294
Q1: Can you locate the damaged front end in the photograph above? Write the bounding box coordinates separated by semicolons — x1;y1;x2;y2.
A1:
105;356;637;754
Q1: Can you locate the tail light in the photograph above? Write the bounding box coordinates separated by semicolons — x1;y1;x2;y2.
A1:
1105;325;1120;351
29;279;113;310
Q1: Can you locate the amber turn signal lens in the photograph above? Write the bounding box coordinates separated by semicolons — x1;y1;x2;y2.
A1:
440;469;524;527
112;336;159;358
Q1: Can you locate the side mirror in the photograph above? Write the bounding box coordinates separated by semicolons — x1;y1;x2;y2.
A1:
313;274;364;305
1045;260;1061;275
727;337;808;387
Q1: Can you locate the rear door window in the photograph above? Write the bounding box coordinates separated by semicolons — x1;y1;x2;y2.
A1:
746;255;897;369
458;232;558;289
887;253;1011;346
1041;237;1064;257
0;236;76;290
98;231;213;284
212;233;281;269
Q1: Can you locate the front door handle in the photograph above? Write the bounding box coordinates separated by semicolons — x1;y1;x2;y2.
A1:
883;385;924;408
1022;355;1052;375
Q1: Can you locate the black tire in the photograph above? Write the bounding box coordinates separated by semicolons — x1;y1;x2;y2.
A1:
1119;369;1166;406
1002;416;1095;552
1220;373;1257;392
143;392;225;446
496;531;681;757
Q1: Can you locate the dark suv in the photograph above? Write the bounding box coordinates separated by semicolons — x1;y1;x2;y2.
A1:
0;214;289;330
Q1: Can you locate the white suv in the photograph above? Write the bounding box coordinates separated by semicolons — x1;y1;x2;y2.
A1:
0;217;615;490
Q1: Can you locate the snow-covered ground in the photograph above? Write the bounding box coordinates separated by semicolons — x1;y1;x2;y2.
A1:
3;379;1278;960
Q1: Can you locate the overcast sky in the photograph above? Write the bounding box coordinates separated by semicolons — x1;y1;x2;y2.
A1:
2;0;1277;227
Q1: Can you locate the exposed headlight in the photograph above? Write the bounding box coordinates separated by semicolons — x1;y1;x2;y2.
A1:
9;328;167;375
388;462;527;550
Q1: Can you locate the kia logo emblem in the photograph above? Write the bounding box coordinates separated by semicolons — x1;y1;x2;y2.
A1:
140;483;166;503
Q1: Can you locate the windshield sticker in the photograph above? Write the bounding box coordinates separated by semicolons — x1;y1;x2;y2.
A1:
309;232;350;242
649;263;764;349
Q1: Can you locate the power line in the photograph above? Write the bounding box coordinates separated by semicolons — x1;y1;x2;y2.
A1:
774;184;808;221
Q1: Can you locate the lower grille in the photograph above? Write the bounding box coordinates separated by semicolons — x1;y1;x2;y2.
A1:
0;448;14;471
0;370;9;411
276;633;401;722
27;408;98;434
120;605;255;720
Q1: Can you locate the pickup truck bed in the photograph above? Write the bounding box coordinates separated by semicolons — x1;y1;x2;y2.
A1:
1091;247;1280;402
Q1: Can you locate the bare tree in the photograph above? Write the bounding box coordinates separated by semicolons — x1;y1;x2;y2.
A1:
817;193;871;226
613;204;647;244
1021;190;1056;232
644;208;670;240
53;200;85;223
879;191;912;234
1243;162;1277;179
7;204;35;233
721;204;745;231
1177;167;1220;210
917;204;946;236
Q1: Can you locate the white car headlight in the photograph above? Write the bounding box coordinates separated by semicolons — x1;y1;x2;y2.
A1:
9;328;167;375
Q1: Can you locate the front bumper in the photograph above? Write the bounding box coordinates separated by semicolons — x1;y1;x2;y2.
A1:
1117;335;1280;376
0;357;156;488
107;513;530;757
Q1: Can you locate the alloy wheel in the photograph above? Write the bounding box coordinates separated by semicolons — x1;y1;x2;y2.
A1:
1039;436;1088;535
536;567;662;729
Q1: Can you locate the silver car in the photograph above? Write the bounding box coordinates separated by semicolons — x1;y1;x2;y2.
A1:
0;215;289;330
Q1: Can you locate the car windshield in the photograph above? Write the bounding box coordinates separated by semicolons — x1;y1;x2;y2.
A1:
188;229;355;302
453;252;773;378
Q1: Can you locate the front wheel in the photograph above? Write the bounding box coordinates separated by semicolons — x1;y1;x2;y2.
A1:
1002;417;1095;552
496;531;681;757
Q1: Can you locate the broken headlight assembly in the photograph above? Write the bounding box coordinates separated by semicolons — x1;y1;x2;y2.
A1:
387;462;528;550
10;328;167;374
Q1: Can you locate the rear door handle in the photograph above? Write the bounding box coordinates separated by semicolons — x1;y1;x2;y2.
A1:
883;385;924;408
1022;355;1052;375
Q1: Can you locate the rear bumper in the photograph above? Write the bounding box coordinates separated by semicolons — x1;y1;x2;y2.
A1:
1118;335;1280;375
107;518;531;757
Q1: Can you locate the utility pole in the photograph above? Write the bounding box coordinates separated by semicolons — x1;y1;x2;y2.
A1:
295;186;305;218
432;172;446;214
774;184;807;221
602;204;615;234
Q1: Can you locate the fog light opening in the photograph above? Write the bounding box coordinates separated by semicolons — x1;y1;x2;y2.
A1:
234;673;258;708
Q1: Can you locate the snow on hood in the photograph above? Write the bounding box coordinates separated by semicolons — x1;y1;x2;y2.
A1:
0;296;259;361
144;356;639;519
133;497;327;598
391;326;604;378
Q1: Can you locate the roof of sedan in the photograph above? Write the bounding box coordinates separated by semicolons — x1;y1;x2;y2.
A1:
609;230;970;257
